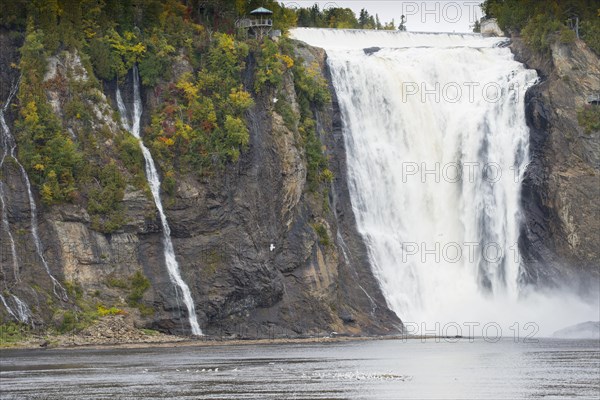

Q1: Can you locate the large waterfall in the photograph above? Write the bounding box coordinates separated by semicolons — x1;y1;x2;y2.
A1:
291;29;597;334
116;68;202;336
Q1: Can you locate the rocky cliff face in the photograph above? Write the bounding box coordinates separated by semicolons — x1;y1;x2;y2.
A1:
0;32;401;336
5;28;596;337
512;37;600;291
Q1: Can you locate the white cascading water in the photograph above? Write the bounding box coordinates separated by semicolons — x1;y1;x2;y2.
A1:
1;80;22;283
10;294;33;325
0;183;19;283
0;294;17;319
0;293;33;325
116;67;202;335
291;28;598;335
0;78;67;301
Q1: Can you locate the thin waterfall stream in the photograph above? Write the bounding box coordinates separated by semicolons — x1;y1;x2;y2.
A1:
1;77;67;304
116;67;202;335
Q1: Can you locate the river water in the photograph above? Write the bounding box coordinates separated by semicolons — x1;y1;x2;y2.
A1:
1;338;598;399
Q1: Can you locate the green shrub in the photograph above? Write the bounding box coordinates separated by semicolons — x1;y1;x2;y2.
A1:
128;271;150;306
301;118;329;192
58;310;90;333
15;25;85;205
59;310;78;333
581;19;600;56
117;133;143;167
148;34;253;175
321;168;334;183
87;36;122;81
283;46;333;193
521;14;562;54
223;115;250;162
0;323;30;346
577;105;600;134
64;281;83;302
64;98;92;122
481;0;599;54
17;101;83;205
57;308;101;334
138;304;155;317
559;27;576;44
138;31;176;86
255;39;285;93
87;162;126;233
312;222;331;246
292;60;331;110
115;133;146;189
106;275;128;289
104;271;153;315
482;0;532;33
275;98;298;131
208;33;249;84
106;28;146;77
161;170;177;196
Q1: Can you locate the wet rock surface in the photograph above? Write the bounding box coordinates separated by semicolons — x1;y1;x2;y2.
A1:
512;37;600;289
0;32;401;337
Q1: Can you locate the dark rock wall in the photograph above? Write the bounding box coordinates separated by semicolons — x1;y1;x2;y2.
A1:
4;31;596;335
0;32;401;336
512;37;600;293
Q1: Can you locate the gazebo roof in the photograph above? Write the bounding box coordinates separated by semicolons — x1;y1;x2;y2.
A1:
250;7;273;15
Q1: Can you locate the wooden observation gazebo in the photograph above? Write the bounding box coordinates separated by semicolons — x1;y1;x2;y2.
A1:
235;7;273;40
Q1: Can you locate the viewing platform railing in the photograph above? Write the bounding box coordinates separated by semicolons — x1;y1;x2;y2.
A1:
236;18;273;29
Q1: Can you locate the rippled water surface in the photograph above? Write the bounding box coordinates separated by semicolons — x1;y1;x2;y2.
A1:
1;338;599;399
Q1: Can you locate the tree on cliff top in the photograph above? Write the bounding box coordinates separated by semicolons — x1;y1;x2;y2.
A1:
481;0;600;54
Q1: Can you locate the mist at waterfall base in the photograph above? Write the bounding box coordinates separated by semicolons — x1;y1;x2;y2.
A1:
291;29;599;337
